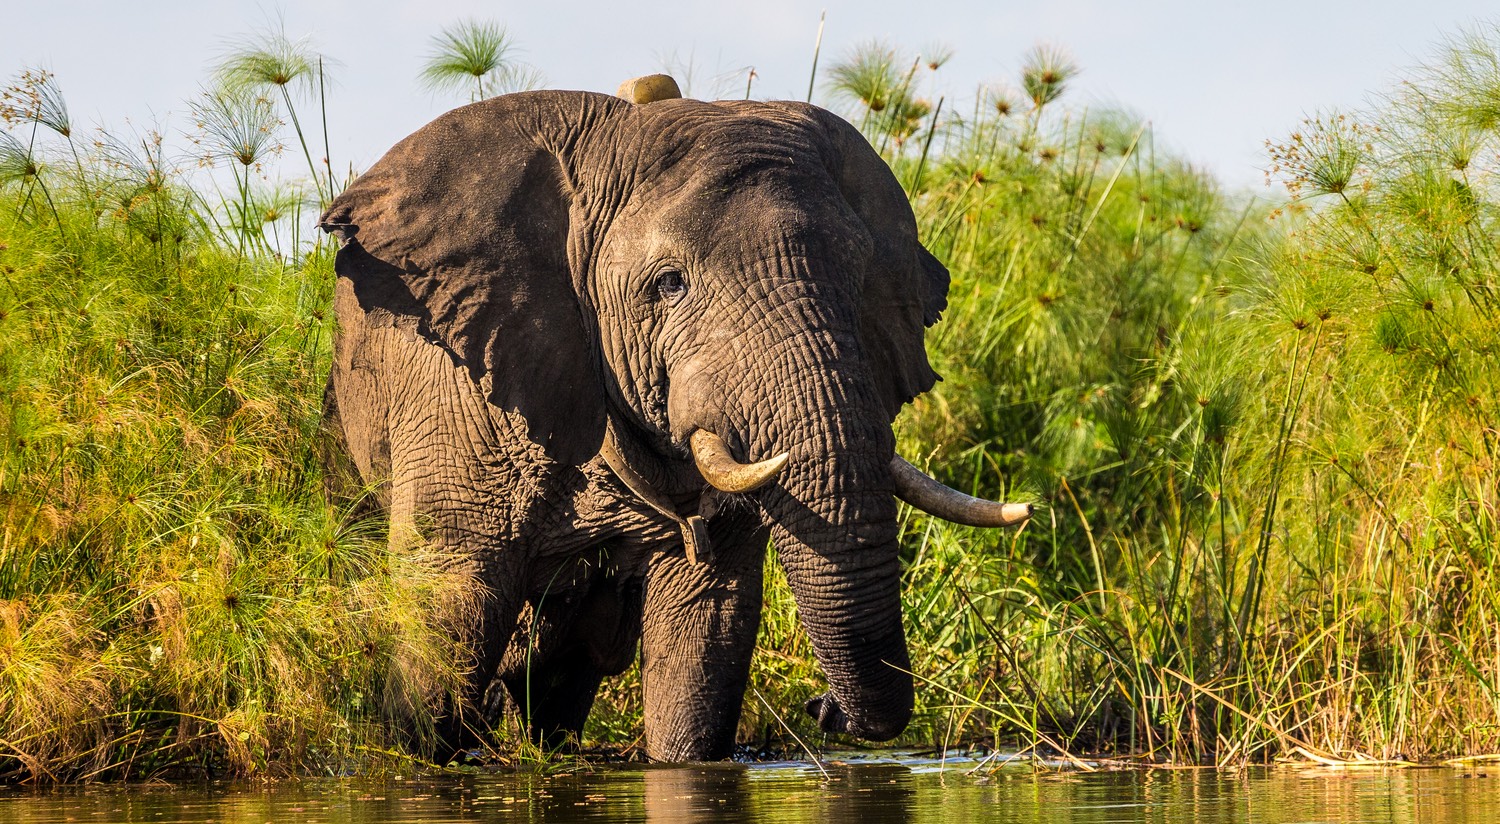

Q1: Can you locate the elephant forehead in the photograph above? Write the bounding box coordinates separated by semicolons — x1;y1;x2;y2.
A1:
626;99;836;182
618;122;859;252
617;182;870;268
633;97;829;139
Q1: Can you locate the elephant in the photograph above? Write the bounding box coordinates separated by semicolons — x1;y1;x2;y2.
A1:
316;74;1031;762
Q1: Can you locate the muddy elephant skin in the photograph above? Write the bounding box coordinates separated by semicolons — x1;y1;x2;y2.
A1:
318;87;1020;761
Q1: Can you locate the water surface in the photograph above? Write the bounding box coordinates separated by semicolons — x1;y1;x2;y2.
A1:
4;753;1498;823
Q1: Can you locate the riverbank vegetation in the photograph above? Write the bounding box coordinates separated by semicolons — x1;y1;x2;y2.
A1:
831;30;1500;765
3;21;1500;780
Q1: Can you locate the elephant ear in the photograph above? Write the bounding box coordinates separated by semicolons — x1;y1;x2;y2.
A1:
815;109;950;419
318;91;612;467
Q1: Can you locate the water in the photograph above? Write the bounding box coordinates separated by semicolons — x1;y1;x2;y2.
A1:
4;753;1499;823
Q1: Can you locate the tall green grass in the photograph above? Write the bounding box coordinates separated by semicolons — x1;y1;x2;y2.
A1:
735;40;1262;762
0;67;473;780
732;31;1500;766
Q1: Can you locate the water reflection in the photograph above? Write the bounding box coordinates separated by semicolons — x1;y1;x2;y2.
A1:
2;758;1499;823
643;765;751;822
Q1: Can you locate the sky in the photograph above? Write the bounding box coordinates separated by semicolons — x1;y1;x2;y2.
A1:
3;1;1497;192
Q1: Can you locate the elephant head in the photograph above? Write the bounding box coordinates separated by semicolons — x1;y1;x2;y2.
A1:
319;81;1028;751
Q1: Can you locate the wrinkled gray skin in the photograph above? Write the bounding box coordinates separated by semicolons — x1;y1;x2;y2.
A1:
319;90;948;761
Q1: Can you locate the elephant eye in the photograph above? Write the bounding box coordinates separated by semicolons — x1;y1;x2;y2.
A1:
655;269;688;305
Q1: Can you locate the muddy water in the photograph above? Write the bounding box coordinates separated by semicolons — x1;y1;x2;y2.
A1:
3;753;1499;823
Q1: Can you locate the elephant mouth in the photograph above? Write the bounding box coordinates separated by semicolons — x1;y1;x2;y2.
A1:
686;426;1033;529
603;419;1034;748
603;421;1033;569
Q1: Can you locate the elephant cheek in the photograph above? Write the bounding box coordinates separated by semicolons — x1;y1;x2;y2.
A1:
663;347;740;446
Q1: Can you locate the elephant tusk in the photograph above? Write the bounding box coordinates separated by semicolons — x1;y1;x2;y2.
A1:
890;456;1033;528
690;429;789;493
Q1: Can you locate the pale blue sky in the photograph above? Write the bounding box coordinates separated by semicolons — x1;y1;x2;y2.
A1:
3;1;1496;190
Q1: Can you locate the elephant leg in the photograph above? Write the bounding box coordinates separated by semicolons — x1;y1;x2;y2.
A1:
319;378;373;512
430;562;525;757
497;558;645;750
511;659;604;751
330;308;565;756
641;509;769;761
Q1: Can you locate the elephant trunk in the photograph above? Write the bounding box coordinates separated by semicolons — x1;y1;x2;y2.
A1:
668;281;914;741
766;490;913;740
751;357;913;741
